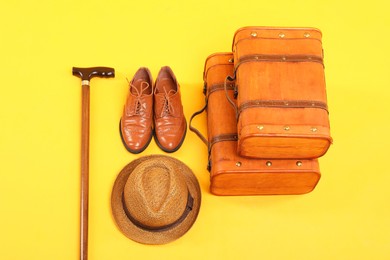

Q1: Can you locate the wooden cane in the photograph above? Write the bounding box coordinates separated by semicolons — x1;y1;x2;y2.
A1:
72;67;115;260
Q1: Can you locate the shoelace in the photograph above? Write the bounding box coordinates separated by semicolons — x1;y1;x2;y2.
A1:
130;82;150;115
160;88;176;117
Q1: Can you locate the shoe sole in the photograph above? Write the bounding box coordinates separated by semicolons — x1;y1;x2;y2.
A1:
154;120;187;153
119;119;153;154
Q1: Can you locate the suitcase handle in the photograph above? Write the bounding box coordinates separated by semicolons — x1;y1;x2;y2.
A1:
189;88;212;171
189;80;238;146
190;81;240;171
224;74;239;120
189;84;209;146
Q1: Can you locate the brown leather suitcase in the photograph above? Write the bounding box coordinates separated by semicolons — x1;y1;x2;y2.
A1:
232;27;332;159
199;52;321;195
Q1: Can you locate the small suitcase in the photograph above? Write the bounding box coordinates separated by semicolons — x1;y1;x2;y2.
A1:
232;27;332;159
198;52;321;195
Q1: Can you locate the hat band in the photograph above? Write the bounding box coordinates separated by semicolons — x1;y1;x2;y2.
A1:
122;192;194;232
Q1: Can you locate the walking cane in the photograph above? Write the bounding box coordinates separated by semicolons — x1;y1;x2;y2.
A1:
72;67;115;260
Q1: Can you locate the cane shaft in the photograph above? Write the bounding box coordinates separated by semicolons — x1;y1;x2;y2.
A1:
80;84;90;260
72;66;114;260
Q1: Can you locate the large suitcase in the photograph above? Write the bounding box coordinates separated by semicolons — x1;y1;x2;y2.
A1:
232;27;332;159
201;52;321;195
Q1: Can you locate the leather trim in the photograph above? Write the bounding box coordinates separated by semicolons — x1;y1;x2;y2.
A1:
239;99;328;115
209;133;238;151
207;82;235;97
235;54;324;71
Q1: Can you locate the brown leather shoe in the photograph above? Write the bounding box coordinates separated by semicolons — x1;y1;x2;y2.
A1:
120;67;153;154
154;66;187;152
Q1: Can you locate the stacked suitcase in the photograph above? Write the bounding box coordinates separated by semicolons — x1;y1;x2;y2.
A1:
193;27;332;196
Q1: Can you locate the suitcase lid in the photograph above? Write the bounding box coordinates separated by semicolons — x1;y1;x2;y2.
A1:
203;52;234;82
232;26;322;51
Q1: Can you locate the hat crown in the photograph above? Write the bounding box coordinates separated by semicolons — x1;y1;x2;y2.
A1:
124;160;188;228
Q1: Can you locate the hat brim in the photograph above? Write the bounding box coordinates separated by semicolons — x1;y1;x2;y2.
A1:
111;155;201;245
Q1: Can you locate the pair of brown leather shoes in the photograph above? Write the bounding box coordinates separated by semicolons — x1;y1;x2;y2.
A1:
120;66;187;153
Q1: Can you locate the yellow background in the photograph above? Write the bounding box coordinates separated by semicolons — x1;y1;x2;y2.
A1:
1;0;389;259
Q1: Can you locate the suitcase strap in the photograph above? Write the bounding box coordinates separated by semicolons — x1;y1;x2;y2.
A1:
207;133;238;171
235;54;324;71
239;99;329;115
209;82;235;95
209;133;238;150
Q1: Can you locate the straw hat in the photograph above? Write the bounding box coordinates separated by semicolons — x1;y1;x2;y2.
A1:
111;155;201;245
